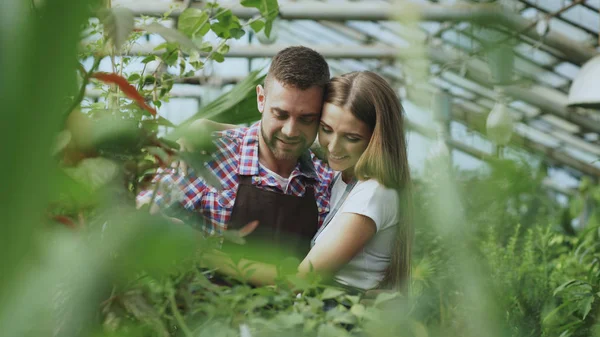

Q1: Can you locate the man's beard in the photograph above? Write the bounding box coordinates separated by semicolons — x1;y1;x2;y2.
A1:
261;126;307;161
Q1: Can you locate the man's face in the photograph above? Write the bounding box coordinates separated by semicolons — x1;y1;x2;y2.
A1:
257;79;323;161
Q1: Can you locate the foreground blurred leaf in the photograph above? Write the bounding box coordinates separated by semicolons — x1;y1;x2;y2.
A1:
0;0;97;309
100;7;134;50
142;22;200;53
120;291;170;337
168;70;265;142
321;288;345;300
64;157;120;191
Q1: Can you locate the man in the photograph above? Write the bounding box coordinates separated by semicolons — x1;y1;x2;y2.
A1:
138;46;333;260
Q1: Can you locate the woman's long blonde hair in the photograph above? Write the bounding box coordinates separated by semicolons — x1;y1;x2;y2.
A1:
324;71;413;291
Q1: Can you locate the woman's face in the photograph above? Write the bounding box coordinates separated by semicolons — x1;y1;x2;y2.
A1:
319;103;372;175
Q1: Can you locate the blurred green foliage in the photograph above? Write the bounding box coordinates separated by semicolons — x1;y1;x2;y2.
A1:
3;1;600;337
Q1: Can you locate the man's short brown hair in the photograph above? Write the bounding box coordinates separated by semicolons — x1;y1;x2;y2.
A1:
264;46;330;92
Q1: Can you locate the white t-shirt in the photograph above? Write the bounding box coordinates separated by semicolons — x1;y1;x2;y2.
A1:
259;163;290;190
313;176;399;290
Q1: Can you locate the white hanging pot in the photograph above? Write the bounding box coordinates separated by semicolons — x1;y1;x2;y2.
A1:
486;101;514;146
567;54;600;109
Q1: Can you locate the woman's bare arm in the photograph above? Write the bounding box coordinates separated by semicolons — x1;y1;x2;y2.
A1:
298;213;376;277
205;214;376;287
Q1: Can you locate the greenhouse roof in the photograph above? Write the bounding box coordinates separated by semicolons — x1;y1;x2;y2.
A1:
112;0;600;192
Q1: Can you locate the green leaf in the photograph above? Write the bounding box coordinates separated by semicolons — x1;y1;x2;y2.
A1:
240;0;262;7
350;304;366;318
121;291;170;336
249;20;265;33
152;42;170;51
166;70;265;141
63;158;120;191
264;20;273;38
286;275;313;291
554;280;587;296
142;22;199;53
141;116;175;128
306;296;324;310
374;291;401;307
321;288;345;300
559;330;574;337
543;301;576;324
127;73;140;81
162;49;179;66
211;52;225;63
217;44;230;54
275;312;304;328
53;130;71;155
199;41;213;52
327;308;356;325
100;7;134;50
146;147;170;165
210;9;242;39
241;0;279;19
230;28;245;39
580;295;594;319
317;323;350;337
178;8;210;38
345;295;360;305
244;296;269;311
142;55;156;64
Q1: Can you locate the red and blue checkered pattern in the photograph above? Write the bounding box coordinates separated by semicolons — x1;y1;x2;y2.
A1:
138;122;334;235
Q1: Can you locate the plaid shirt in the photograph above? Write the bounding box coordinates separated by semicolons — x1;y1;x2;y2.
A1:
138;122;334;235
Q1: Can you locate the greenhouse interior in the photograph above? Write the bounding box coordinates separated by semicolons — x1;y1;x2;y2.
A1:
4;0;600;336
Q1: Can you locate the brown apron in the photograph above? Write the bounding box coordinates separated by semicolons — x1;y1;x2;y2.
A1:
224;175;319;264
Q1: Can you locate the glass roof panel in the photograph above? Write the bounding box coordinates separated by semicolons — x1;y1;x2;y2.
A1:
514;43;558;66
564;146;600;167
441;30;480;52
587;0;600;10
540;114;581;134
451;121;495;154
420;22;442;35
347;21;410;47
548;16;595;42
562;5;600;33
509;101;540;118
454;98;487;115
440;72;496;99
554;61;581;80
514;123;561;148
534;70;570;88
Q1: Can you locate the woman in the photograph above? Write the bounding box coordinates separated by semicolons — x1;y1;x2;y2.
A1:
205;71;413;292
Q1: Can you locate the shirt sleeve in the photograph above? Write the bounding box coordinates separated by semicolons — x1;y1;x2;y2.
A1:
136;167;207;212
339;179;398;231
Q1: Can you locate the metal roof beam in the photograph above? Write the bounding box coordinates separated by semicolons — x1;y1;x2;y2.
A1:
121;42;600;135
124;1;598;65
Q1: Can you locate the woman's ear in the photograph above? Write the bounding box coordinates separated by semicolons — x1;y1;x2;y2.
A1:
256;85;266;113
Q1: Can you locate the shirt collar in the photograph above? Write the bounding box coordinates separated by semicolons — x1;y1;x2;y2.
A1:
237;121;319;181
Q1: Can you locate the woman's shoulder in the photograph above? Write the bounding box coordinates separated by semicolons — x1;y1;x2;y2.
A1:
352;179;398;200
341;178;399;231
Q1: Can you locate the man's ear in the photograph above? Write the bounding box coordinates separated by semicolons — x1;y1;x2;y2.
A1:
256;84;266;113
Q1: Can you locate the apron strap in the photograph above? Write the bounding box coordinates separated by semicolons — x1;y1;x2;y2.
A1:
311;173;357;247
